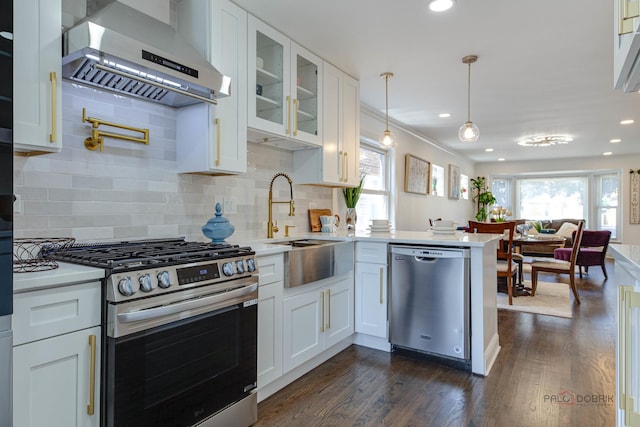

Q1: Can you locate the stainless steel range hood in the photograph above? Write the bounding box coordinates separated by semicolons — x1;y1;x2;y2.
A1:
62;1;230;107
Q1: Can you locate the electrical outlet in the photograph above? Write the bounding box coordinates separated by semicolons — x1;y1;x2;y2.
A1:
14;195;22;213
224;197;237;214
309;202;317;209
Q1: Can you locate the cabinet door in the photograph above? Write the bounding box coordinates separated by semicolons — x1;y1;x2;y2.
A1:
282;289;323;373
248;16;290;137
210;0;247;172
257;281;283;388
320;61;342;184
324;275;354;348
176;0;247;174
341;73;360;186
13;0;62;154
355;262;388;338
13;327;101;427
290;42;322;146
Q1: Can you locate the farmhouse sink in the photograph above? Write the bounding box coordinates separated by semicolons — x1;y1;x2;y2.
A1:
277;239;354;287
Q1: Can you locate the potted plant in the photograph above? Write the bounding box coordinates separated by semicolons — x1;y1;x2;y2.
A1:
342;174;365;230
470;176;497;222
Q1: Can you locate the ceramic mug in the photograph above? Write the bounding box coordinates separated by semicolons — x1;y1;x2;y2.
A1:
319;215;340;233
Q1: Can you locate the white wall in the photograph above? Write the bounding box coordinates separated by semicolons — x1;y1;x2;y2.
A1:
13;82;331;243
476;156;640;244
357;107;475;231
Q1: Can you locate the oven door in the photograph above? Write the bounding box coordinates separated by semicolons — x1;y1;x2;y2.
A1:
105;281;258;427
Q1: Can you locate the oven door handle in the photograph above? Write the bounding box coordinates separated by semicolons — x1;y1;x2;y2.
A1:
117;283;258;323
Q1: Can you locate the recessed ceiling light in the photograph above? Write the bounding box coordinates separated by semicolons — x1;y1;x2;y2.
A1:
603;152;613;156
497;158;505;161
485;148;494;152
517;135;573;147
610;138;621;143
428;0;454;12
621;119;635;125
438;113;451;118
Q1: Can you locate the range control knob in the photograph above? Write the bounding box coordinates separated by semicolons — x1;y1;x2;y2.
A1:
157;271;171;289
117;277;136;297
235;260;245;274
222;262;235;277
138;274;154;293
246;258;256;272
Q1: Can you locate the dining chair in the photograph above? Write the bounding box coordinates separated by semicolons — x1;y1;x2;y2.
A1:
530;220;585;304
468;220;519;305
553;229;611;279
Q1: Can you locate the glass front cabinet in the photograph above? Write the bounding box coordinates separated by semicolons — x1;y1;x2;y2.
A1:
248;16;322;147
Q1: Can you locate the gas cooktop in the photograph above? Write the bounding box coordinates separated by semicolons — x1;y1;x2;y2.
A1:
48;238;254;271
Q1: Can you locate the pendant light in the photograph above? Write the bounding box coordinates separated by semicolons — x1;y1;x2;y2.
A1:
458;55;479;142
428;0;454;12
379;72;396;147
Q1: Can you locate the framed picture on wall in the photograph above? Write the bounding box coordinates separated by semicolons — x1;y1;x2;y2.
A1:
404;154;430;195
448;164;461;199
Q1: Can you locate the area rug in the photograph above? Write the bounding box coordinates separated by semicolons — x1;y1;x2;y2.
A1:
497;280;573;318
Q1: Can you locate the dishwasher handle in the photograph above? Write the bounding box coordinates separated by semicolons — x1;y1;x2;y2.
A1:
390;245;470;259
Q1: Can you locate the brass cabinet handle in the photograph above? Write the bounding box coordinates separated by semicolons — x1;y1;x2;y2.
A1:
326;288;331;330
379;268;384;304
87;334;97;415
49;72;57;143
320;291;325;332
293;99;299;136
215;118;221;167
286;96;291;135
345;152;349;182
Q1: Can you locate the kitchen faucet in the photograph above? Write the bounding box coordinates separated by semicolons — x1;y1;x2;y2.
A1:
268;172;295;238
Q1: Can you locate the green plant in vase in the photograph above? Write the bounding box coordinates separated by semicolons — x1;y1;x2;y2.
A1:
470;176;496;222
342;174;365;230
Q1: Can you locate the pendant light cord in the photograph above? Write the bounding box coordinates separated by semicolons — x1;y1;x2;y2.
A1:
385;74;390;131
466;62;471;122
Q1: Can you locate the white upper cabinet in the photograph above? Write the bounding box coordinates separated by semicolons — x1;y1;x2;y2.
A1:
614;0;640;92
176;0;248;174
248;16;322;148
13;0;63;155
292;62;360;187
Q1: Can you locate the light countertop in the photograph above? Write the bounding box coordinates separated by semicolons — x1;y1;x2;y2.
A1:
13;262;105;294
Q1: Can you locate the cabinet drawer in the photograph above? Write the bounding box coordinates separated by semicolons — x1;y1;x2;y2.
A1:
355;242;388;264
257;254;284;286
13;282;101;346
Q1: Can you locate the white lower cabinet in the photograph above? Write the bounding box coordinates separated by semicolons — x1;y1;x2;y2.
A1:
355;262;388;338
257;253;284;389
13;327;101;427
282;273;353;373
354;242;390;350
12;281;101;427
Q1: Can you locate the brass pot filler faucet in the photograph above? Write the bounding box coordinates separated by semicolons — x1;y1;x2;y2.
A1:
267;172;295;238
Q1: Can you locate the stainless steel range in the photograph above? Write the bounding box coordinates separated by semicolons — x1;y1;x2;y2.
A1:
50;238;258;427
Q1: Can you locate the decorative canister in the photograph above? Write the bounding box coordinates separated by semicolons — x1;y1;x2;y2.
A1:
202;202;235;243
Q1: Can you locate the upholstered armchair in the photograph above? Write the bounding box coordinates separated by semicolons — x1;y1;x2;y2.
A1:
553;230;611;279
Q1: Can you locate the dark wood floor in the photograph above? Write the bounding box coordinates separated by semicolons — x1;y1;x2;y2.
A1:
253;261;617;426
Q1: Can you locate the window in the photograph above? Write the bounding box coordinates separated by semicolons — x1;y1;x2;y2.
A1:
515;176;587;220
492;170;621;239
594;172;619;239
356;141;391;231
460;174;469;200
492;178;511;211
431;164;444;196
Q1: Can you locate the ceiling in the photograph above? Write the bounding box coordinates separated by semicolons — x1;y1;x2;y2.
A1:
232;0;640;163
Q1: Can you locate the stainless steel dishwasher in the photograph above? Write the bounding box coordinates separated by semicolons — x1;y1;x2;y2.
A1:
389;245;470;361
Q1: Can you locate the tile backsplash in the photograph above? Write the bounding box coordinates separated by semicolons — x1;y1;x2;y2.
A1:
13;82;332;243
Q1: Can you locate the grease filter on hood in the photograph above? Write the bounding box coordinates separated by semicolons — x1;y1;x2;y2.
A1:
62;1;230;108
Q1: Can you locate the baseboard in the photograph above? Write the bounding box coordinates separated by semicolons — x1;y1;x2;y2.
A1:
352;333;391;352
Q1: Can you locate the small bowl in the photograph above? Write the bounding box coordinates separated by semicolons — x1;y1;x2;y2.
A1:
433;220;454;228
371;219;390;226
